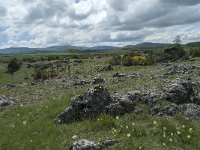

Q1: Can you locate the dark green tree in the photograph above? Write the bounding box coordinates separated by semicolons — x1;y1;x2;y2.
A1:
7;58;21;74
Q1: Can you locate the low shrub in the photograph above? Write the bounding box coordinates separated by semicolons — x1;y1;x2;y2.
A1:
109;55;122;66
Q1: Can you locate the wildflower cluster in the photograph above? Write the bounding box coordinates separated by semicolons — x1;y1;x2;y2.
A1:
160;124;196;146
112;116;146;139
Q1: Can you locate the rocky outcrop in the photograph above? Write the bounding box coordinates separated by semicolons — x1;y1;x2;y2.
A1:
0;96;15;106
96;65;113;72
162;79;194;104
152;103;200;120
74;80;91;86
56;85;135;124
165;64;200;75
152;104;180;117
120;90;158;107
92;78;104;85
180;103;200;120
69;139;119;150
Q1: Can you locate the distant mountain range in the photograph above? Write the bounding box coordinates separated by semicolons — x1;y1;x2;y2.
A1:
0;41;199;54
0;45;117;54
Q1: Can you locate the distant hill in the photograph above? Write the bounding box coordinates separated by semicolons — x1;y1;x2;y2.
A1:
0;45;117;54
0;41;199;55
134;42;171;48
186;41;200;47
124;42;171;49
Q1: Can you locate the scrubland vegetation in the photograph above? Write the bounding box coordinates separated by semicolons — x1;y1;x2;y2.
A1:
0;41;200;150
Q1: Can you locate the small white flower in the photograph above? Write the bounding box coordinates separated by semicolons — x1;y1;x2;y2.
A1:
163;134;166;138
163;143;166;146
177;131;181;135
23;121;27;125
153;121;157;125
116;116;119;120
169;138;173;142
132;123;135;126
187;135;191;139
127;133;131;137
189;128;193;132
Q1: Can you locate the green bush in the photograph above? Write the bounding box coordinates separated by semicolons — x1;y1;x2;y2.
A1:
190;49;200;57
7;58;22;74
122;55;133;66
109;55;122;66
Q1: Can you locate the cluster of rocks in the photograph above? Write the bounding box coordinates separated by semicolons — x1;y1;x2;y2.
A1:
96;65;113;72
165;64;200;75
74;80;91;86
152;79;200;119
0;95;15;106
69;139;119;150
152;103;200;120
127;73;143;79
56;85;135;124
113;72;143;79
119;90;159;107
112;73;126;78
161;79;196;104
56;78;200;124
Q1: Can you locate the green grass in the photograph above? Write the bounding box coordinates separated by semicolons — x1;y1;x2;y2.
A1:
0;54;200;150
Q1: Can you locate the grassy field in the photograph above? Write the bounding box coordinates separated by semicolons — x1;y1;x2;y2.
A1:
0;54;200;150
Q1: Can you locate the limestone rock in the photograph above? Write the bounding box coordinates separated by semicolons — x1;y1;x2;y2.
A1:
56;86;135;124
69;139;119;150
162;80;194;104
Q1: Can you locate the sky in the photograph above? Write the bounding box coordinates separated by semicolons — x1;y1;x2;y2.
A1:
0;0;200;49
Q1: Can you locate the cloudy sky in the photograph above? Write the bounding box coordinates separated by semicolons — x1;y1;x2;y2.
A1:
0;0;200;49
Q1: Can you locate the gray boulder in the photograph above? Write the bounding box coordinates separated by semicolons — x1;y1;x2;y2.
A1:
69;139;100;150
180;103;200;120
162;80;194;104
56;85;135;124
192;93;200;105
74;80;91;86
0;96;14;106
152;104;180;117
121;90;158;107
152;103;200;120
69;139;119;150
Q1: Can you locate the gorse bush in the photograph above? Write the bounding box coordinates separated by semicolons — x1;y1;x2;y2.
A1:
131;55;146;65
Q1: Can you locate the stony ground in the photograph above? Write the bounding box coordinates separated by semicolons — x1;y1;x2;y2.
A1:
0;56;200;150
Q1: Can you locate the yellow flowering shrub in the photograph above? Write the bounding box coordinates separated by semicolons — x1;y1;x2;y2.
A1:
131;55;146;65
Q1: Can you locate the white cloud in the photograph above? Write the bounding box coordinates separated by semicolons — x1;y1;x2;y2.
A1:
0;0;200;49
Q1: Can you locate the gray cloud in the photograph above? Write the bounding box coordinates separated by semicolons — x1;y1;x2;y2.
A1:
0;0;200;49
161;0;200;6
0;7;6;17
